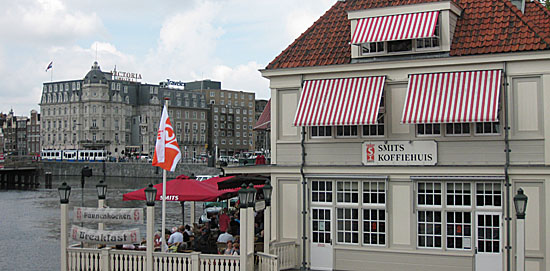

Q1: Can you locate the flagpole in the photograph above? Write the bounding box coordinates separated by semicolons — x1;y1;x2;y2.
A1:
161;98;169;252
161;169;167;251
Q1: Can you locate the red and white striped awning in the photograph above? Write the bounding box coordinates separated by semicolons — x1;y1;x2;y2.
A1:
401;70;502;124
293;76;386;126
352;11;439;44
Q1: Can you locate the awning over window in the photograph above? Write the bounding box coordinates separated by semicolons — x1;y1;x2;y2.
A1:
352;11;439;44
293;76;386;126
401;70;502;124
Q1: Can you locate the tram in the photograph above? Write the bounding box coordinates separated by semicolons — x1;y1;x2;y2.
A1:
41;149;106;161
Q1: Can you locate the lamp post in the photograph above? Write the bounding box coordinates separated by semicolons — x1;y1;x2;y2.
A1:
514;188;528;271
262;180;273;254
145;184;157;271
58;182;71;271
80;166;93;210
96;180;107;231
246;183;256;271
238;184;249;271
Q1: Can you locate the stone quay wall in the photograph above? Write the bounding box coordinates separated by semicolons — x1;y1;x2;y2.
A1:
41;161;220;179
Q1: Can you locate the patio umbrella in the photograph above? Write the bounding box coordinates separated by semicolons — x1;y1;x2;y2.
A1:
123;178;224;202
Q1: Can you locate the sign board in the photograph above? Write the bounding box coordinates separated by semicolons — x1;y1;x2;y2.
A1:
71;225;140;244
159;79;185;88
112;70;142;82
362;141;437;166
73;207;144;224
254;200;266;212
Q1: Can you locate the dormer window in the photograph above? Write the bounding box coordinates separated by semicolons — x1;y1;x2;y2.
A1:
349;2;462;59
357;12;440;56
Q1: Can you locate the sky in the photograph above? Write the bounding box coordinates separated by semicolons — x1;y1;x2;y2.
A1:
0;0;336;115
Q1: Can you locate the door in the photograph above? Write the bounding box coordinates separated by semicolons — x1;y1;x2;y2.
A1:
311;207;333;270
475;212;503;271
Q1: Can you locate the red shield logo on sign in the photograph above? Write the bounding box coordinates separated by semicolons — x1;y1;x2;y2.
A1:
72;228;78;239
76;208;82;220
366;144;375;162
134;210;140;222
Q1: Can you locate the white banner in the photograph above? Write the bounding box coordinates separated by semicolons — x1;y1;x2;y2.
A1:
73;207;144;224
362;141;437;166
71;225;141;244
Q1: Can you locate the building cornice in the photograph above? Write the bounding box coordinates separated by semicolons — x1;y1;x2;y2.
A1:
260;51;550;79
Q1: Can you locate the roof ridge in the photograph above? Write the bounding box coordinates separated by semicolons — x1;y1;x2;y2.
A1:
500;0;550;46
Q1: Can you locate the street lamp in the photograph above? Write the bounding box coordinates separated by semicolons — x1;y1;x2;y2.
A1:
262;181;272;206
96;180;107;231
144;183;157;271
514;188;528;271
514;188;528;219
238;183;248;209
145;184;157;207
58;182;71;271
58;182;71;204
262;180;273;253
96;180;107;200
247;183;256;207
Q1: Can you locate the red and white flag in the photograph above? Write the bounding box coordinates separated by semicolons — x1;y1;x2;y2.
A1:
152;105;181;171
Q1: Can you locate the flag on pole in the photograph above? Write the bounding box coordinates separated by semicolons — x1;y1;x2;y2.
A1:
152;105;181;171
45;61;53;72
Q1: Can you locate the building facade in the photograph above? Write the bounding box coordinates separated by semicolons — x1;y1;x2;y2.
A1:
27;110;41;156
40;62;209;159
184;80;257;157
0;110;40;157
227;0;550;270
254;99;269;151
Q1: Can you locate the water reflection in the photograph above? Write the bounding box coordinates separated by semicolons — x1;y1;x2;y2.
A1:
0;176;204;271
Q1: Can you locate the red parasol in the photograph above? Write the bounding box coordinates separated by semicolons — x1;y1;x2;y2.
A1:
123;178;224;202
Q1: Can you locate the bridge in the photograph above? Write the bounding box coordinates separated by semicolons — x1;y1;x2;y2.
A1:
0;156;44;190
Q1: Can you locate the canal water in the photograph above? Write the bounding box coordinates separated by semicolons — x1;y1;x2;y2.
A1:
0;176;204;271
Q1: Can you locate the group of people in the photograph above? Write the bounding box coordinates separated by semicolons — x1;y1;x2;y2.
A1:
153;207;258;255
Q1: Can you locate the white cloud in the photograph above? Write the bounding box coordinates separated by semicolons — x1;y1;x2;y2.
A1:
0;0;337;114
212;62;269;99
284;1;336;41
0;0;104;45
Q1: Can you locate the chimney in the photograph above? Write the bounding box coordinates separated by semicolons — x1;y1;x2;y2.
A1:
511;0;525;12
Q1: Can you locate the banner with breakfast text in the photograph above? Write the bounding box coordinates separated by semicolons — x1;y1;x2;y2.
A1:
71;225;140;245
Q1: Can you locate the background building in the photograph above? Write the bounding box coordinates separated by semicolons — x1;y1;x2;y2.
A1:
254;99;270;153
0;110;40;157
184;80;256;157
40;61;209;159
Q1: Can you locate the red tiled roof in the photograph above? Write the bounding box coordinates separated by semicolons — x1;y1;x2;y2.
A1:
266;0;550;70
253;99;271;130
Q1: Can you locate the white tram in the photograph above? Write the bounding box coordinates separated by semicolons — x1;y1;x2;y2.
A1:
41;150;106;161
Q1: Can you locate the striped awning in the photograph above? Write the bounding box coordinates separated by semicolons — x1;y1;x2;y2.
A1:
401;70;502;124
352;11;439;44
293;76;386;126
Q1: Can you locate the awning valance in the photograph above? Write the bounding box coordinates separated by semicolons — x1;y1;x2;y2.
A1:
401;70;502;124
293;76;386;126
352;11;439;44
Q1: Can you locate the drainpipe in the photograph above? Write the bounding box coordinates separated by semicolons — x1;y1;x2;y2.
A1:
503;62;512;271
299;74;308;271
300;126;307;271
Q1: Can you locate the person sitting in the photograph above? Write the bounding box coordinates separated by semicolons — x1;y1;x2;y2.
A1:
224;241;234;255
194;228;211;253
167;226;184;248
232;243;240;255
217;230;234;243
